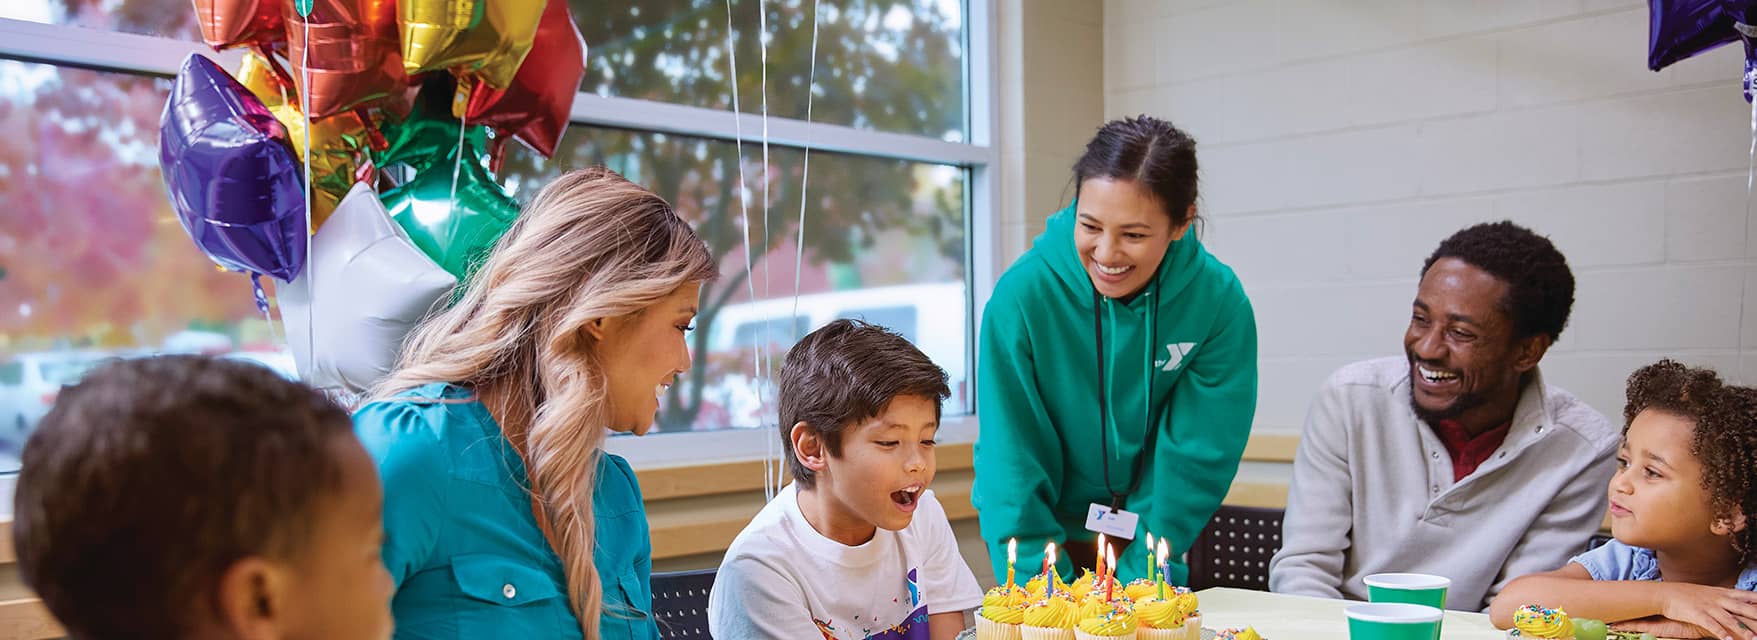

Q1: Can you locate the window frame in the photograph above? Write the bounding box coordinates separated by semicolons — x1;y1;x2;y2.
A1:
0;0;999;466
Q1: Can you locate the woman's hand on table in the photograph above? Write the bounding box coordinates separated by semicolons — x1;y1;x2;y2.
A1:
1653;583;1757;640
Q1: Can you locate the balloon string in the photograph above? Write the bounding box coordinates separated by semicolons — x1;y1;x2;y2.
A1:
449;100;468;262
301;17;315;375
790;0;820;419
254;274;285;350
757;0;782;498
725;0;771;501
1741;93;1755;356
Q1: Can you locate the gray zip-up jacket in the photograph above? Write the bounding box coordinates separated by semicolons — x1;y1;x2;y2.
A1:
1268;356;1619;611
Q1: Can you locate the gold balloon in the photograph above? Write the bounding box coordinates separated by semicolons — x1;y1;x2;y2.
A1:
238;52;371;230
400;0;546;89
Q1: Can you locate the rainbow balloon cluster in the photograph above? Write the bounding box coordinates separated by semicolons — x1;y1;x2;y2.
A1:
160;0;588;393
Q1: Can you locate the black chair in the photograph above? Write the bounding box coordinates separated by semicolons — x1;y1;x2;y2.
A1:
1185;505;1285;591
650;569;716;639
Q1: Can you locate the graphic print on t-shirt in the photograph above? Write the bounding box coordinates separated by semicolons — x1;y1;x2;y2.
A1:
811;567;929;640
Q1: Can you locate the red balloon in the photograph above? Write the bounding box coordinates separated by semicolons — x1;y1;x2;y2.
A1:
194;0;286;50
285;0;412;119
463;0;584;158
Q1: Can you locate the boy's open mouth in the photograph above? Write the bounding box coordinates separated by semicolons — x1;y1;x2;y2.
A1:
891;484;922;507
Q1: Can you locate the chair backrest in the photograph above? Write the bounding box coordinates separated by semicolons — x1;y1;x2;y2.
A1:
650;568;717;639
1185;505;1285;591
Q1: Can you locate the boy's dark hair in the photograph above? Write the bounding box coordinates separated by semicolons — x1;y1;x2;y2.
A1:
777;319;950;488
1073;115;1200;229
1421;221;1575;342
1623;359;1757;564
14;355;356;640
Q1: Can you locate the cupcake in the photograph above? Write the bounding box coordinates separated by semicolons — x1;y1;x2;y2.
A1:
1021;594;1080;640
1026;573;1067;600
1067;570;1099;601
1215;628;1262;640
1123;579;1159;602
1075;599;1138;640
1510;605;1574;639
1173;590;1201;635
1132;597;1190;640
978;584;1029;640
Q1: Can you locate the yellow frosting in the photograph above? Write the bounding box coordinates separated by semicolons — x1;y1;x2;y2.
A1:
1513;605;1574;639
1174;592;1200;617
1068;570;1097;600
981;585;1028;624
1077;605;1139;636
1133;597;1185;629
1023;595;1080;630
1124;579;1159;602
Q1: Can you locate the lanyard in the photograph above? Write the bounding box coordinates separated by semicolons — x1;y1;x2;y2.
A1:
1092;285;1160;511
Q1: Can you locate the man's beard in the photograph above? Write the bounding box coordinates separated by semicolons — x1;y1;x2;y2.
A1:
1408;373;1491;425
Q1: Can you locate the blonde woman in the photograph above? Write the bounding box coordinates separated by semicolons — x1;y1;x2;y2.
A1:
352;167;716;639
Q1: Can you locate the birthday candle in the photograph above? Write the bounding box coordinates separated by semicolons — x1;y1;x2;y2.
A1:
1103;545;1117;602
1156;538;1169;600
1145;532;1157;584
1095;533;1107;580
1047;542;1059;598
1006;538;1017;587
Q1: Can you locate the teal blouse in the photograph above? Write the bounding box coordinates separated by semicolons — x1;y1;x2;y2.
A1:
353;383;660;640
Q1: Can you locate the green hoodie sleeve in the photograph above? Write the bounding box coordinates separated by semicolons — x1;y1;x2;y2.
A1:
1140;288;1258;586
972;279;1066;583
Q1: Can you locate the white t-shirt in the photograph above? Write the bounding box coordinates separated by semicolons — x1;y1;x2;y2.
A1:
708;483;984;639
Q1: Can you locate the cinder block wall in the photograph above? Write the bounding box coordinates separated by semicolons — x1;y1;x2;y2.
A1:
1104;0;1757;433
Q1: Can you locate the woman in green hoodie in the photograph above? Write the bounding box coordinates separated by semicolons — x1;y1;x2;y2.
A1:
972;116;1257;586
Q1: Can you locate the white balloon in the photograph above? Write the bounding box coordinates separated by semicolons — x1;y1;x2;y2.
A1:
280;182;457;394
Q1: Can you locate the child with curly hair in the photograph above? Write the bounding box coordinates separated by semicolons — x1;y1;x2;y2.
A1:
1491;359;1757;640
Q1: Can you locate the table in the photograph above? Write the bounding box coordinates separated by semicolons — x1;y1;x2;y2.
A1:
1194;587;1505;640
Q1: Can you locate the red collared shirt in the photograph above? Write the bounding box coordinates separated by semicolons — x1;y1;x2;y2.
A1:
1429;418;1511;482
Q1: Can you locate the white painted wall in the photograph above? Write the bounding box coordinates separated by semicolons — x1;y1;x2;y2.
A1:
1103;0;1757;434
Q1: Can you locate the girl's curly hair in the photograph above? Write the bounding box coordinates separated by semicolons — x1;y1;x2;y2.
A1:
1624;359;1757;564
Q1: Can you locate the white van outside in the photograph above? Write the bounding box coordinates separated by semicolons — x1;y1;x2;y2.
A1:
698;281;969;429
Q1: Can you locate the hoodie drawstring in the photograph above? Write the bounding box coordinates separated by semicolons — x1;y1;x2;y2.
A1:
1093;282;1161;513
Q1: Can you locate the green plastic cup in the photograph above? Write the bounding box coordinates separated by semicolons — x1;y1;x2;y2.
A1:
1364;573;1451;609
1345;603;1444;640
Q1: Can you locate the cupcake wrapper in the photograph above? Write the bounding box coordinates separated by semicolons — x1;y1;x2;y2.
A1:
977;616;1024;640
1135;627;1185;640
1184;615;1201;637
1075;630;1137;640
1021;626;1077;640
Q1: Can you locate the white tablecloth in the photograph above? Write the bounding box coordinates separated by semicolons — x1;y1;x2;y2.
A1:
1193;587;1505;640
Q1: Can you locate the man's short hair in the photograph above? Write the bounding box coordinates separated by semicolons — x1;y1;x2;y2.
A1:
777;320;950;488
1421;220;1575;342
14;355;355;640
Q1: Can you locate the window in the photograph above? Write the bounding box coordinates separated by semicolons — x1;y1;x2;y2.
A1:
0;61;285;472
571;0;967;141
0;0;992;456
835;305;918;341
497;125;968;433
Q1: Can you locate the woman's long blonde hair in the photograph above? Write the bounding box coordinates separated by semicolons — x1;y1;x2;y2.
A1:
371;166;716;638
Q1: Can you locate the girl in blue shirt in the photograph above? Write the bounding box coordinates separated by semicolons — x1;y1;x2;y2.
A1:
353;166;717;640
1492;360;1757;640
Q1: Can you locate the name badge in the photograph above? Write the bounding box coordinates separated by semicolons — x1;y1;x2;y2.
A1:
1084;503;1139;540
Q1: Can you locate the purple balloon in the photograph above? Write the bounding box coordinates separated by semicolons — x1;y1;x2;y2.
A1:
159;53;306;282
1647;0;1757;71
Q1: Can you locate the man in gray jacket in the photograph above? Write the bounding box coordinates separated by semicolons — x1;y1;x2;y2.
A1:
1268;221;1619;611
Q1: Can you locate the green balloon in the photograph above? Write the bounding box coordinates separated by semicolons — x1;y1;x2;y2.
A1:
373;90;490;174
381;143;520;282
294;0;313;16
